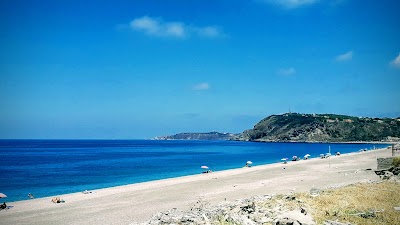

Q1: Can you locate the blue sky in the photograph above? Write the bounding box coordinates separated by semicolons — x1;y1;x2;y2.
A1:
1;0;400;139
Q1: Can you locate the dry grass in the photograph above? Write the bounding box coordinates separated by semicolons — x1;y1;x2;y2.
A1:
296;181;400;225
213;181;399;225
393;157;400;167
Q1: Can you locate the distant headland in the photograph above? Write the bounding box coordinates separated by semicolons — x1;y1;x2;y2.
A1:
154;113;400;143
153;131;236;140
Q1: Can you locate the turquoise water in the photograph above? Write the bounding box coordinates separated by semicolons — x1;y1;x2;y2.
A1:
0;140;388;202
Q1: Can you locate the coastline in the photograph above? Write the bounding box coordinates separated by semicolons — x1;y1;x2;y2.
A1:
1;140;390;203
232;139;397;145
0;147;393;225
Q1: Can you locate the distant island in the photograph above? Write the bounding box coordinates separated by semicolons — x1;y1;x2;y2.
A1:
153;131;236;140
155;113;400;143
233;113;400;143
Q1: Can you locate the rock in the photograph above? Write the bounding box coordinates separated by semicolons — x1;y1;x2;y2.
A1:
380;171;394;180
226;214;257;225
201;214;210;224
374;170;386;175
240;202;256;214
323;220;352;225
260;216;273;223
276;210;316;225
146;194;315;225
377;158;394;170
283;195;296;201
391;167;400;175
180;215;196;223
264;210;273;218
273;218;298;225
263;194;273;200
310;188;321;197
274;217;301;225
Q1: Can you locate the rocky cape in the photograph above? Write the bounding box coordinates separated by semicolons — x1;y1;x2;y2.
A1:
153;131;236;140
233;113;400;143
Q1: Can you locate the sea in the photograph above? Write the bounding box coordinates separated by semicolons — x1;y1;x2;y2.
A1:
0;139;389;202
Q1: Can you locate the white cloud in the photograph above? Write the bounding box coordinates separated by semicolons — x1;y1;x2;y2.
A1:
130;16;186;38
336;51;353;62
165;22;185;37
129;16;223;39
260;0;319;9
193;83;210;91
130;16;160;34
278;67;296;76
196;26;221;37
390;53;400;68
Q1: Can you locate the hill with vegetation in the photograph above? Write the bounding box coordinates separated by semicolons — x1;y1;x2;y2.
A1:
154;131;236;140
233;113;400;142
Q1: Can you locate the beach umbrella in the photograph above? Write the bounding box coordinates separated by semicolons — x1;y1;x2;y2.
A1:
304;154;311;157
246;161;253;165
201;166;209;169
0;193;7;198
281;158;288;161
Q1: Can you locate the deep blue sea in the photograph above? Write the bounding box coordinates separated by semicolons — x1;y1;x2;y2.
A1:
0;140;389;202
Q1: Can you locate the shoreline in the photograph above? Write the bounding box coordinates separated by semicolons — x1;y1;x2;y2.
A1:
232;139;397;144
2;141;391;204
1;138;397;144
4;142;391;203
0;147;393;225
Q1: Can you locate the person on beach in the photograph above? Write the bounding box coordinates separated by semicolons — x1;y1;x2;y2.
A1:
28;193;34;199
51;197;64;203
0;202;6;209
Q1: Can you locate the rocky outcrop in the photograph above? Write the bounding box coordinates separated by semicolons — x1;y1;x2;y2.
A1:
146;195;316;225
233;113;400;142
375;167;400;180
154;131;236;140
377;157;394;170
375;157;400;180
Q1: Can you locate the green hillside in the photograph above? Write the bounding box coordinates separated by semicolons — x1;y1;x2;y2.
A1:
233;113;400;142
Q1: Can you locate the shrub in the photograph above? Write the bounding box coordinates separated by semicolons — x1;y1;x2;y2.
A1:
392;157;400;167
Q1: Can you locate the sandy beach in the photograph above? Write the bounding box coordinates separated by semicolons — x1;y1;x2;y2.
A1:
0;147;392;225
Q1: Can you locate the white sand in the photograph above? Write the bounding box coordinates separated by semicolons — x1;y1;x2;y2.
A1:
0;147;392;225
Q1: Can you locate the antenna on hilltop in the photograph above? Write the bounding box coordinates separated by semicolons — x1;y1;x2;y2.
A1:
289;105;291;114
